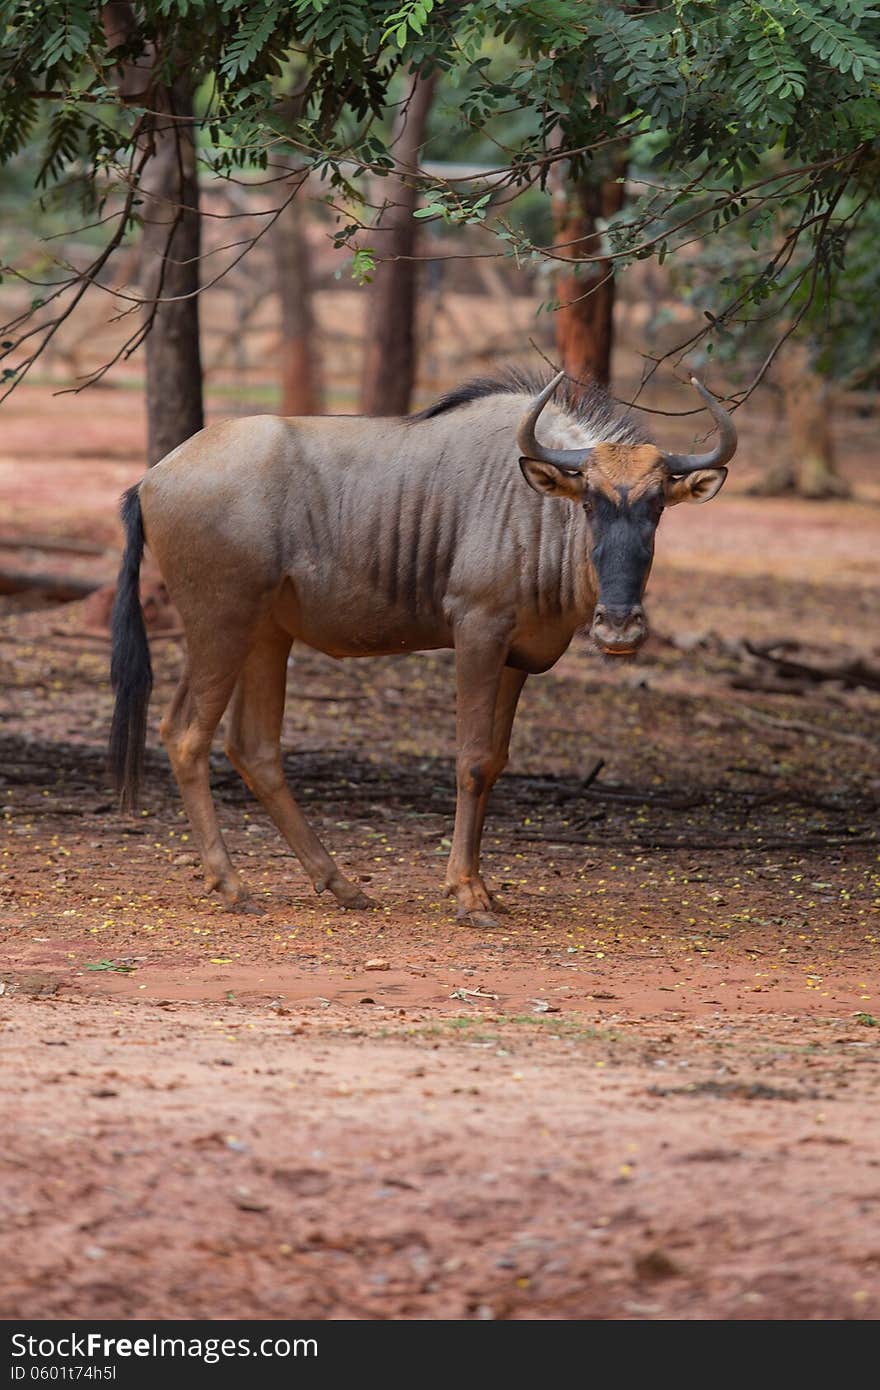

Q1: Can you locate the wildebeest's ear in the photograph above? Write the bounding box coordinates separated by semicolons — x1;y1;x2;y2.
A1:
664;467;727;506
519;457;587;500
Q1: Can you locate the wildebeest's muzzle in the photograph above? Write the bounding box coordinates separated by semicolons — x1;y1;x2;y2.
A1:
588;501;654;657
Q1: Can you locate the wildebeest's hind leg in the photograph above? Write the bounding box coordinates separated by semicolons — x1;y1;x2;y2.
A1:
224;619;376;911
160;652;253;911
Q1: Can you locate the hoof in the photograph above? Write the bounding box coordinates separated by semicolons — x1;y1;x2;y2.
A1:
318;876;379;911
447;876;503;928
457;908;499;930
340;888;379;912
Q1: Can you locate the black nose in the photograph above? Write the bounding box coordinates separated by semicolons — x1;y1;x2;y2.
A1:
591;604;648;653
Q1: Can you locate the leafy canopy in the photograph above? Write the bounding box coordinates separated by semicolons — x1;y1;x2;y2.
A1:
0;1;877;395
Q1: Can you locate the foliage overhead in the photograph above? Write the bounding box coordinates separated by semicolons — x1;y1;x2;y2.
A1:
0;0;877;398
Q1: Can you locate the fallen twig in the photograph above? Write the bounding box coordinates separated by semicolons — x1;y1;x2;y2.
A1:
582;756;605;789
47;626;184;644
745;639;880;693
0;570;100;601
0;534;112;557
730;703;877;750
513;829;873;850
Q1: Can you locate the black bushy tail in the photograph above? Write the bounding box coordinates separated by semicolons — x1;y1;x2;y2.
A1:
109;484;153;812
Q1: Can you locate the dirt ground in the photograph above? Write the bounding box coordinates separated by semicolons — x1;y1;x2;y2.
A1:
1;384;879;1321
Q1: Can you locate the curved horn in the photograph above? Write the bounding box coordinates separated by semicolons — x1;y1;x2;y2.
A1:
661;378;738;475
516;371;592;472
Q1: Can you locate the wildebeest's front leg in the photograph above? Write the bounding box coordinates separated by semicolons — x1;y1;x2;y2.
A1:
445;618;515;928
472;665;527;885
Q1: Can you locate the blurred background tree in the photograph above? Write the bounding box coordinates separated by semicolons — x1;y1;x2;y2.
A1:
360;68;437;416
0;0;876;487
661;176;880;495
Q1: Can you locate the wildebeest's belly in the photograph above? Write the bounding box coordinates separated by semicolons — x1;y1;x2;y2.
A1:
272;576;452;657
272;572;586;670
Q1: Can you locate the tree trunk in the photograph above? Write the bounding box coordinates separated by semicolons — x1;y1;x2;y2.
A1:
271;176;322;415
550;157;627;388
104;3;203;466
749;341;850;498
139;76;204;465
360;70;436;417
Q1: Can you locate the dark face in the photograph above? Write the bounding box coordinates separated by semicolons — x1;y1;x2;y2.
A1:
585;485;663;657
519;448;729;659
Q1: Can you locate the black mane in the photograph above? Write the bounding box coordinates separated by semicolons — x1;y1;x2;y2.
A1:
410;366;648;443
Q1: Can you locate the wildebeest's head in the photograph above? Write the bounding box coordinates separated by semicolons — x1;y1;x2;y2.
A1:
518;374;736;658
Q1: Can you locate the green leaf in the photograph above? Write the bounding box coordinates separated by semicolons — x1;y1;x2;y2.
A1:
351;247;376;284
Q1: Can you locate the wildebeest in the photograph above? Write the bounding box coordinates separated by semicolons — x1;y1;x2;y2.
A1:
110;370;736;927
